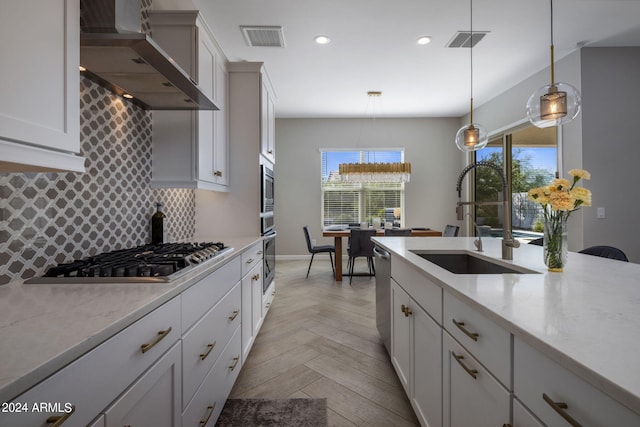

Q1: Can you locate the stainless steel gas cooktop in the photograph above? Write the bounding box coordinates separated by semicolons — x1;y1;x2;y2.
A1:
26;242;234;284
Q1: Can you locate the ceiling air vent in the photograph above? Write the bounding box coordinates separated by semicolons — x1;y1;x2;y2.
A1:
447;31;488;48
240;25;286;47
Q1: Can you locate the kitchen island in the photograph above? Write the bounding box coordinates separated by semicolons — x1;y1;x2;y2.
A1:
0;236;265;426
373;236;640;426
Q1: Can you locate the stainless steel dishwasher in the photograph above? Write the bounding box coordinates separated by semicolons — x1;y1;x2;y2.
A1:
373;245;391;354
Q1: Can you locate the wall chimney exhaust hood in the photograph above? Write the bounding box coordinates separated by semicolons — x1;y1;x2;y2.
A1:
80;0;218;111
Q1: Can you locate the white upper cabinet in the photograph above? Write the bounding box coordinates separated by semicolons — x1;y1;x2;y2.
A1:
261;79;276;163
0;0;84;173
150;11;229;191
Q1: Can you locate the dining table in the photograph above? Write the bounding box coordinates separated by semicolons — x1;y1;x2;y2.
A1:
322;227;442;281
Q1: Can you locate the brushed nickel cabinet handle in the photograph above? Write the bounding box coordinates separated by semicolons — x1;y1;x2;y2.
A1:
400;304;412;317
257;250;263;255
200;341;216;360
200;403;216;426
542;393;583;427
228;310;240;321
246;258;254;264
229;356;240;371
452;352;478;379
252;273;260;281
46;405;76;426
452;318;479;342
214;170;222;177
140;326;172;354
268;149;273;154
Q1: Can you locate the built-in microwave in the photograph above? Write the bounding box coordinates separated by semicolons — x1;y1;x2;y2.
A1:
261;165;274;213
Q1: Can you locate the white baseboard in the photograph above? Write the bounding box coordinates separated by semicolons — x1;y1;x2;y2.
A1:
277;254;349;262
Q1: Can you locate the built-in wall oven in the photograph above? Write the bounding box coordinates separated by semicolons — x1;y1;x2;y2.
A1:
261;164;276;293
261;164;275;236
261;165;274;214
262;231;276;293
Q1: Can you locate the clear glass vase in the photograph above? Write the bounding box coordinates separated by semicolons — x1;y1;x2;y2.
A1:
543;217;568;272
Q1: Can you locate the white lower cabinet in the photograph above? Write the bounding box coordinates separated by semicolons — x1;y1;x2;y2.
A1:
104;342;181;427
389;259;640;427
182;281;241;408
241;242;264;362
1;243;272;427
391;279;442;427
182;327;242;427
88;414;105;427
263;281;276;317
513;398;544;427
443;332;510;427
514;337;640;426
2;296;180;427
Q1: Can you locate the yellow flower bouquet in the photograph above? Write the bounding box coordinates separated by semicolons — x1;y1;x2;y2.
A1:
527;169;592;271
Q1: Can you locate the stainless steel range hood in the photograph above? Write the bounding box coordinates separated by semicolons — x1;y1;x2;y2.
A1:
80;0;218;111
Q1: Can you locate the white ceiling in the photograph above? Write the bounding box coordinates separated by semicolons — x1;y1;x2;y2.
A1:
176;0;640;118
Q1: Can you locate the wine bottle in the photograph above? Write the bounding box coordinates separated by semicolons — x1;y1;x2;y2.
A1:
151;203;166;244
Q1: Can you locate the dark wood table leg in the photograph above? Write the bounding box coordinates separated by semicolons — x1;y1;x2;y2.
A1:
334;236;342;281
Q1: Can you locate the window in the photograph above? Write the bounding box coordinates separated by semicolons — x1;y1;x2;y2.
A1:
321;150;405;226
473;126;557;239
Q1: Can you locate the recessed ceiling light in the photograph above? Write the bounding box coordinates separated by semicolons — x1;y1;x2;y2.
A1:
79;65;87;72
314;35;331;45
122;93;134;99
417;36;432;45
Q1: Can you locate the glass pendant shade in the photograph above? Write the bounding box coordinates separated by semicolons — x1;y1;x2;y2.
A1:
455;122;488;152
527;82;581;128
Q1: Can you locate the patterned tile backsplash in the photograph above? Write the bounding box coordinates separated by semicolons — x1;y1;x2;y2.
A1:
0;77;196;285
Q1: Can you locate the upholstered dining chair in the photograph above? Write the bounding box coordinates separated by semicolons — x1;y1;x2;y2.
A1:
578;245;629;262
347;229;377;284
528;237;544;246
443;225;460;237
384;228;412;236
303;226;335;278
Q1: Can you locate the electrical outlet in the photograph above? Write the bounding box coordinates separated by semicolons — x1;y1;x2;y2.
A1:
597;207;605;219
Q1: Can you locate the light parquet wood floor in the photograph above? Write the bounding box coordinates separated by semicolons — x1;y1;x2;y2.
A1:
229;259;420;426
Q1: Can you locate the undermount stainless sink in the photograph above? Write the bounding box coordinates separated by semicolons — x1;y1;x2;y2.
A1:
411;251;538;274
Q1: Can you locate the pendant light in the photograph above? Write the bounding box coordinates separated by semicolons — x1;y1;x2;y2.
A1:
455;0;488;152
526;0;581;128
339;92;412;183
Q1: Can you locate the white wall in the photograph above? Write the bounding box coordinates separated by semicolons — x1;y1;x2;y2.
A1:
580;47;640;263
274;117;461;256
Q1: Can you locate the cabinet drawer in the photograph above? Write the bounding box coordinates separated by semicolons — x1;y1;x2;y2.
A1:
183;281;241;408
263;281;275;315
104;342;181;427
514;397;544;427
2;297;180;427
514;337;640;426
443;332;510;427
182;327;242;427
241;242;263;277
182;257;241;333
443;292;511;387
391;256;442;324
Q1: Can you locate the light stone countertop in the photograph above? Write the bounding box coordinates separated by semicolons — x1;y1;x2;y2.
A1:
372;236;640;415
0;236;262;404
